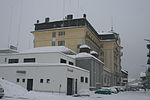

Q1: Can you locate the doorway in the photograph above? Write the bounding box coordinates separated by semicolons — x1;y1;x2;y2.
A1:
27;79;33;91
67;78;73;95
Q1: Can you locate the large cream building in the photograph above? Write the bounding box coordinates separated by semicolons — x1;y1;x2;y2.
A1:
31;14;123;86
99;32;123;85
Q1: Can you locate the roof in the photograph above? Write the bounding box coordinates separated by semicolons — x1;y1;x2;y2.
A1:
0;63;89;73
19;46;76;55
69;53;104;64
0;48;18;53
80;45;91;49
98;32;119;40
33;17;100;40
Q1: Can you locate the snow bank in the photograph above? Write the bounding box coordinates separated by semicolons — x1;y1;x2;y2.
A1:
0;79;28;97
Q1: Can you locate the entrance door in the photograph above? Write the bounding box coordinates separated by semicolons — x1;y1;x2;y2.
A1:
67;78;73;95
27;79;33;91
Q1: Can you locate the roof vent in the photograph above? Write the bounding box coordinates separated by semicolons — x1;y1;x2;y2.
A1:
66;14;73;20
45;17;50;23
83;14;86;19
37;20;39;24
79;45;91;53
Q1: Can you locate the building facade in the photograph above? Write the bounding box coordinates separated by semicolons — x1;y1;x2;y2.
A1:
32;14;103;60
0;46;89;95
31;15;123;86
98;32;123;86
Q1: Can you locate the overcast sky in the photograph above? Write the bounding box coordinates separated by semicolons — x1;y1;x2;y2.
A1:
0;0;150;79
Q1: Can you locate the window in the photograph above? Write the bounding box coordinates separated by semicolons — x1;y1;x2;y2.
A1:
5;58;7;62
52;32;56;37
22;79;25;83
85;77;88;83
46;79;50;83
8;59;19;63
17;78;20;82
52;41;55;46
40;79;43;83
24;58;35;63
80;77;84;82
58;31;65;36
58;41;65;46
60;58;66;63
69;61;74;65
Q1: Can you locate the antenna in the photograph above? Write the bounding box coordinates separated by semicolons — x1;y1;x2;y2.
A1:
110;17;114;32
16;0;23;49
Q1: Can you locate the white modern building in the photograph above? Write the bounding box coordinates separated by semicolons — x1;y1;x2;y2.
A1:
0;46;89;95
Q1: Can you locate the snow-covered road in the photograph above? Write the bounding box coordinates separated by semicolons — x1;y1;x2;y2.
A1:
2;90;150;100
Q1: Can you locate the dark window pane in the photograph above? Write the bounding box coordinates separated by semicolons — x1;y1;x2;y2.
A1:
22;79;25;83
17;78;20;82
58;41;65;46
60;58;66;63
40;79;43;83
85;77;88;83
8;59;19;63
69;61;74;65
81;77;84;82
24;58;35;63
52;32;56;37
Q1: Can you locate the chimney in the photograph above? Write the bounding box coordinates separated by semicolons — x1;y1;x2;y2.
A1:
90;51;98;58
67;14;73;20
45;17;50;23
37;20;39;24
83;14;86;19
79;45;91;53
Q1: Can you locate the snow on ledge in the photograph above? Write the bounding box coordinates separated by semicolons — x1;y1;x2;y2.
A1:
20;46;76;55
79;45;91;49
90;51;98;55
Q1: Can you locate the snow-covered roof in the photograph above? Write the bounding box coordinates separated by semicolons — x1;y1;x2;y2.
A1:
0;63;89;73
69;53;104;64
121;69;128;74
20;46;76;55
90;51;98;55
98;32;114;35
140;72;146;77
0;48;18;53
79;45;91;49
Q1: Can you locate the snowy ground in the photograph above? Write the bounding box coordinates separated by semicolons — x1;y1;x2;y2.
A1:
0;79;150;100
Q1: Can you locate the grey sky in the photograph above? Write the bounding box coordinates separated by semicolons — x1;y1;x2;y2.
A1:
0;0;150;79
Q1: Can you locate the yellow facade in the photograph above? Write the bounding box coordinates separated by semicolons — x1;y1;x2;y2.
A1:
32;27;102;56
100;40;122;85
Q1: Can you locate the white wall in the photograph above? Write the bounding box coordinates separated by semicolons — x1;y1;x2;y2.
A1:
0;52;75;65
0;64;89;94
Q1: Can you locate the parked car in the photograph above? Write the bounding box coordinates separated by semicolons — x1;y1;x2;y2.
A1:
0;84;4;99
95;88;111;95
